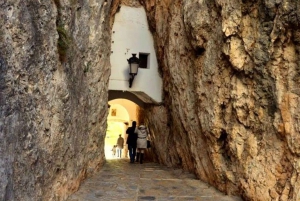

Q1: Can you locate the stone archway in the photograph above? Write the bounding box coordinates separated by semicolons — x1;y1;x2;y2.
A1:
108;90;144;107
106;99;140;159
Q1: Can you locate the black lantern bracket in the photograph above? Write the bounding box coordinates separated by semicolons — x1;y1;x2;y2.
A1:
129;74;135;88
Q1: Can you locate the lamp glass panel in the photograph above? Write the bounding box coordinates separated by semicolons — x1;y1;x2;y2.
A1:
130;63;139;74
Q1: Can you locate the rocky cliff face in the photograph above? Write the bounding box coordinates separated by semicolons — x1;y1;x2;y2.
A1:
0;0;112;200
142;0;300;200
1;0;300;201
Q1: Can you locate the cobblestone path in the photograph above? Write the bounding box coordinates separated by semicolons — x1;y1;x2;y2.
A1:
67;159;243;201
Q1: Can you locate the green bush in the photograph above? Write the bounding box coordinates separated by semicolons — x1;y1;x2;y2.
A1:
57;26;70;62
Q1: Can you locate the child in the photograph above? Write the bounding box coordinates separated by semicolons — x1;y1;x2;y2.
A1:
111;145;117;157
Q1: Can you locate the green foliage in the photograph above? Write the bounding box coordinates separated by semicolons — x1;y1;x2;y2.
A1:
54;0;72;62
83;61;91;73
57;25;71;62
0;30;3;39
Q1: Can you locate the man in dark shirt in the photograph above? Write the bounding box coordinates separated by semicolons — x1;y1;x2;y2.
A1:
126;121;137;163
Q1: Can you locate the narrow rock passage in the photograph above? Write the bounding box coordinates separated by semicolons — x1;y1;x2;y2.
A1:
67;159;243;201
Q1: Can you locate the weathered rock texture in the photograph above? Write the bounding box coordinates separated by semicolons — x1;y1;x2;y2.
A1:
1;0;300;201
0;0;112;200
142;0;300;200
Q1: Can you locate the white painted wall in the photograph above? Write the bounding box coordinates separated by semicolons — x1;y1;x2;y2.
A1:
109;5;162;103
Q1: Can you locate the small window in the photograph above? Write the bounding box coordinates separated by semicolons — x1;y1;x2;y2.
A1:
139;53;149;69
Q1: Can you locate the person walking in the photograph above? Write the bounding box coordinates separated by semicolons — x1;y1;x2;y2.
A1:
136;124;149;164
126;121;138;163
116;134;124;158
111;145;117;157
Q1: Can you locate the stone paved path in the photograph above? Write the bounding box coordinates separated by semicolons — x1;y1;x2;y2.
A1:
67;159;243;201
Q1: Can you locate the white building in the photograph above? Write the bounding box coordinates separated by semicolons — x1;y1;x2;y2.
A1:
109;5;162;104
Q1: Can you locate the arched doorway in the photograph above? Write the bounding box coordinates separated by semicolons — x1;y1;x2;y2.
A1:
105;99;139;159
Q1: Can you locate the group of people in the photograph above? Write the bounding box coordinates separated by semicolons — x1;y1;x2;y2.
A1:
126;121;149;164
111;121;149;164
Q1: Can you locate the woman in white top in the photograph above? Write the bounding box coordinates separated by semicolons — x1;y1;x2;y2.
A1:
136;124;148;164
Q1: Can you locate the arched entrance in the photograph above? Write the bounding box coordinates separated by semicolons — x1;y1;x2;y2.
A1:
105;99;139;159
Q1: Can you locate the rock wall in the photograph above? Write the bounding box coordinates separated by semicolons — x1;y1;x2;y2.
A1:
142;0;300;200
1;0;300;200
0;0;113;200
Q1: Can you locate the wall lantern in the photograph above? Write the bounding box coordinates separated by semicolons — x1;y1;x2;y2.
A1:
127;53;139;88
